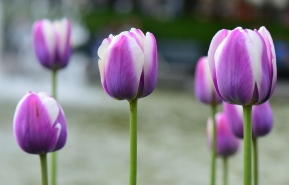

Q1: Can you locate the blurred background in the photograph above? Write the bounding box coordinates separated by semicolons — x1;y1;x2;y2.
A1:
1;0;289;184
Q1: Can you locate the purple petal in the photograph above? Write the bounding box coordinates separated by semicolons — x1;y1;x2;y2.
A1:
258;26;277;97
105;34;144;100
130;28;145;51
52;106;67;151
98;38;113;97
13;93;60;154
223;103;244;138
194;56;222;105
208;29;231;101
252;101;273;137
53;18;71;68
215;113;240;157
140;32;158;98
33;20;55;68
207;112;240;157
215;29;258;104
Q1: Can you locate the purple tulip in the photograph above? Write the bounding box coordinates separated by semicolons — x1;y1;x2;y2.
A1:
194;56;222;105
207;112;240;157
208;27;277;105
224;102;273;138
13;92;67;154
98;28;158;100
33;18;71;70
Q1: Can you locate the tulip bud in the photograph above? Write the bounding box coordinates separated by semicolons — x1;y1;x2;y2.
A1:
208;27;277;105
13;92;67;154
224;102;273;138
98;28;158;100
194;56;222;105
32;18;71;70
207;112;239;157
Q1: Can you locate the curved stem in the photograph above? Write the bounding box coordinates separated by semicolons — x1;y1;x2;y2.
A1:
210;104;217;185
223;157;228;185
243;105;252;185
129;99;138;185
40;154;49;185
253;137;258;185
51;69;58;185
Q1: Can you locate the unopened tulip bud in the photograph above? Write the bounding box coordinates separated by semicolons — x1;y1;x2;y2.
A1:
224;101;273;138
33;18;71;70
207;113;239;157
208;27;277;105
13;92;67;154
194;56;222;105
98;28;158;100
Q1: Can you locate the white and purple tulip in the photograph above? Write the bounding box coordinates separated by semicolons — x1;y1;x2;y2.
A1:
98;28;158;100
208;27;276;105
194;56;222;105
33;18;71;70
207;112;240;157
224;102;273;138
13;92;67;154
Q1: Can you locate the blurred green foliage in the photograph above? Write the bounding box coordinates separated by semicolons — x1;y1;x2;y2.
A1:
82;11;289;47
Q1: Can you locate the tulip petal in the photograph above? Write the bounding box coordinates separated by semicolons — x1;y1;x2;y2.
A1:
14;93;60;154
258;26;277;97
252;102;273;137
98;38;113;96
33;20;56;68
140;32;158;97
195;57;221;104
52;109;67;151
215;29;263;104
53;18;71;67
38;92;59;125
105;35;144;99
208;29;231;100
130;28;145;51
223;103;244;138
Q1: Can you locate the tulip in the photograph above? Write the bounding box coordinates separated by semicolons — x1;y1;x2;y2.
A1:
207;112;240;185
207;112;239;157
208;26;276;185
224;102;273;138
98;28;158;100
14;92;67;185
208;27;276;105
33;18;71;70
98;28;158;185
223;102;273;185
14;92;67;154
194;56;222;105
194;56;221;185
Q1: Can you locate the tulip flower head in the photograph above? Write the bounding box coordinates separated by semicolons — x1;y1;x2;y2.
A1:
194;56;222;105
13;92;67;154
224;102;273;138
208;27;277;105
207;112;240;157
33;18;71;70
98;28;158;100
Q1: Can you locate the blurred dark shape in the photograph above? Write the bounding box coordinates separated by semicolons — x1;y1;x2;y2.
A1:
274;40;289;77
260;0;278;22
236;0;259;22
183;0;198;16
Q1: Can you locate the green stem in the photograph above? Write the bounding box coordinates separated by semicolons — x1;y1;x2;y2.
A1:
40;154;49;185
210;104;217;185
243;105;252;185
52;69;57;99
129;99;138;185
51;69;57;185
253;137;258;185
223;157;228;185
